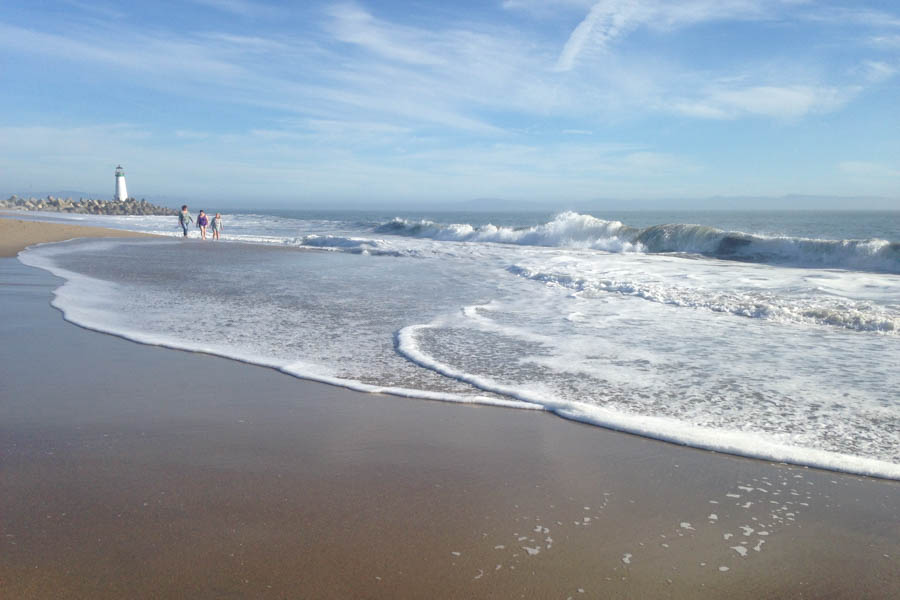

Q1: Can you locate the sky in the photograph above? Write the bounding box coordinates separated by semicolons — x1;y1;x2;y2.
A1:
0;0;898;209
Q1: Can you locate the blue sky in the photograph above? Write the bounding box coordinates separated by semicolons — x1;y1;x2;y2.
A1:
1;0;898;208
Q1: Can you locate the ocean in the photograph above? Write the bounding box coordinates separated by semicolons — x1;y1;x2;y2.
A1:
16;209;900;479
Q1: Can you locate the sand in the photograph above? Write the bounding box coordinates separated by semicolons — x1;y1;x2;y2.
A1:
0;217;155;257
1;223;898;599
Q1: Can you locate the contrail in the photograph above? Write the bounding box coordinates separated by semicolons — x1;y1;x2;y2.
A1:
555;0;640;72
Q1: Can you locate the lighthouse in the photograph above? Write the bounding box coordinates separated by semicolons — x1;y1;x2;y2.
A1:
114;165;128;201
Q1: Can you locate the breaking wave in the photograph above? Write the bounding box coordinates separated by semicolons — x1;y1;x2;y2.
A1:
375;212;900;273
375;212;641;253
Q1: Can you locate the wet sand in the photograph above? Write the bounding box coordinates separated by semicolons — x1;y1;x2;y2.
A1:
1;226;898;599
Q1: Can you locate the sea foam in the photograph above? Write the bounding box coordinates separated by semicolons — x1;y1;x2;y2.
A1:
506;264;900;334
15;211;900;482
397;310;900;481
375;212;900;274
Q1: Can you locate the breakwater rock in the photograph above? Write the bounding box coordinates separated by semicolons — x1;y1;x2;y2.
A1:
1;195;178;216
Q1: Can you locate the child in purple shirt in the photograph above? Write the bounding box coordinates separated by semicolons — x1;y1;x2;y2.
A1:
197;210;209;240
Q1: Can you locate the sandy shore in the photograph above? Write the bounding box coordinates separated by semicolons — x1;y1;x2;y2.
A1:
1;223;898;598
0;217;155;257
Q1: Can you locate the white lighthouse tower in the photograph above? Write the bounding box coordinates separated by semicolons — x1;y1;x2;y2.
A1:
114;165;128;201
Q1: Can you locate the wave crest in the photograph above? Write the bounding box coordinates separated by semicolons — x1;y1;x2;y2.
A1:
375;212;641;252
374;212;900;273
635;223;900;273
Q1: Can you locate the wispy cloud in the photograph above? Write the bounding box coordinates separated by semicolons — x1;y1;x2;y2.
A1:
186;0;281;18
0;121;699;201
869;34;900;48
673;84;855;119
1;1;898;201
0;23;244;80
0;1;889;131
326;3;446;65
61;0;126;20
803;6;900;28
555;1;639;71
175;130;211;140
858;60;898;83
552;0;780;71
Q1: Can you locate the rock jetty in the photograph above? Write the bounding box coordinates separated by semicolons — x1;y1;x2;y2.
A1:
0;195;177;216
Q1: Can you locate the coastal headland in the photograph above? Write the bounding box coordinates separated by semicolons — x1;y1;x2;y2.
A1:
1;219;898;599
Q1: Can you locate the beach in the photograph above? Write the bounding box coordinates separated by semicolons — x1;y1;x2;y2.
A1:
0;217;155;258
2;219;899;599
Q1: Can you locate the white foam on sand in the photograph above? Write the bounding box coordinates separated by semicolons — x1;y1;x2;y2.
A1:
398;323;900;479
17;240;540;413
18;232;900;482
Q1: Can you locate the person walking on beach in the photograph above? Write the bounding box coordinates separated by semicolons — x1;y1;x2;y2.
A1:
178;205;193;238
211;212;223;241
197;210;209;240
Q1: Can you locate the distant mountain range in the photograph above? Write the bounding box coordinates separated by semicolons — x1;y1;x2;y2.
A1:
455;194;899;212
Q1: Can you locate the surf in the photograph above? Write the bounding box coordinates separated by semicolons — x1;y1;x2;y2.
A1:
373;212;900;274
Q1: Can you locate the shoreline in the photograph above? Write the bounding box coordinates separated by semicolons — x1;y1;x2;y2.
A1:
9;215;900;481
3;257;898;598
2;221;899;598
15;217;899;482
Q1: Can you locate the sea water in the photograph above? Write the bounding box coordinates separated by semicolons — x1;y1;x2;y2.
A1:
16;209;900;479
